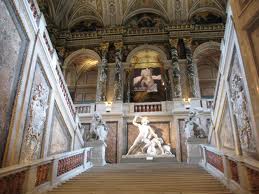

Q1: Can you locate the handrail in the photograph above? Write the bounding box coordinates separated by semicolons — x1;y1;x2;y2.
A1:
200;144;259;193
0;148;92;194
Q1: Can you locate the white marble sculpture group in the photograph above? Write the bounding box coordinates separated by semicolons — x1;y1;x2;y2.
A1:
184;110;207;139
86;112;109;144
127;115;174;156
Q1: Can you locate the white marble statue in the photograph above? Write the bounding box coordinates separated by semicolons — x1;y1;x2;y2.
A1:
184;110;206;139
87;112;109;144
127;115;174;156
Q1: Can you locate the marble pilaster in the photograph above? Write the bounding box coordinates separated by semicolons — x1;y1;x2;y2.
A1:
96;42;109;102
169;38;182;98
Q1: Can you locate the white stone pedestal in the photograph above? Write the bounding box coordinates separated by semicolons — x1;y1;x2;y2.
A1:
86;140;106;166
186;137;207;164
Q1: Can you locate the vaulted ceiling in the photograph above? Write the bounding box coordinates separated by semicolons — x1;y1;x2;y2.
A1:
38;0;227;31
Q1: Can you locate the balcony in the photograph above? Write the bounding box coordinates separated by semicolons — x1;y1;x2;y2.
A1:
74;99;213;116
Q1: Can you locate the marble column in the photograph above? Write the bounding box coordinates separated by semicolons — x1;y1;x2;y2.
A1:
96;42;109;102
183;37;200;98
114;41;123;101
169;38;182;98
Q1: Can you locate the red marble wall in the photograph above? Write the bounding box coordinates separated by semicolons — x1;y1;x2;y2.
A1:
206;150;224;173
106;122;118;163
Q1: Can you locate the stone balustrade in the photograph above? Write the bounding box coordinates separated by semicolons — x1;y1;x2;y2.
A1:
200;145;259;194
134;103;162;112
200;99;214;109
74;99;213;115
26;0;41;24
75;104;94;114
0;148;92;194
56;65;76;119
43;31;54;56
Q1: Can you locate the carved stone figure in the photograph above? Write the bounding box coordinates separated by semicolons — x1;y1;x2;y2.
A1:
184;110;207;139
230;73;256;152
22;83;49;162
86;112;109;145
127;115;174;156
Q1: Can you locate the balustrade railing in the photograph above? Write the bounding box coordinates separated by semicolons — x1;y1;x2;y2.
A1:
26;0;41;24
56;65;76;119
200;99;214;109
75;105;93;114
134;103;162;112
200;145;259;194
0;148;92;194
43;31;54;56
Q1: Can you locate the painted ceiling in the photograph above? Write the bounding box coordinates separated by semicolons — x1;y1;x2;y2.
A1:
38;0;227;31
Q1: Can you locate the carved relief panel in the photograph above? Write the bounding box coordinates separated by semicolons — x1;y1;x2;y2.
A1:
228;50;256;154
20;63;50;163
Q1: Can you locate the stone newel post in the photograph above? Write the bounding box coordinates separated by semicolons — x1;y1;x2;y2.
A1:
114;41;123;101
183;37;200;98
96;42;109;102
169;38;182;98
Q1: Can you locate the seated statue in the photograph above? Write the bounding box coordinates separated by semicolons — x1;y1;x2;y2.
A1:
86;112;109;145
184;110;207;139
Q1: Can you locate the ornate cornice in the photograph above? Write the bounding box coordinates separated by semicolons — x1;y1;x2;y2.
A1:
56;24;225;48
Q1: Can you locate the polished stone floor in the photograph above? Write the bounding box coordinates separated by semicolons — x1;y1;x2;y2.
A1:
46;163;233;194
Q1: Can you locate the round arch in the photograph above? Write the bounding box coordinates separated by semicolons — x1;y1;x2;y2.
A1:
193;41;221;60
63;48;101;69
193;42;221;98
188;7;226;21
126;45;168;64
123;8;169;25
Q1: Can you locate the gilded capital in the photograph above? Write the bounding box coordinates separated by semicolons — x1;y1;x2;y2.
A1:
169;38;178;48
114;41;123;50
100;42;109;54
183;37;192;48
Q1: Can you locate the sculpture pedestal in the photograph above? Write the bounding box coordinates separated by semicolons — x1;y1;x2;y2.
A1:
186;137;207;164
86;140;106;166
121;154;176;163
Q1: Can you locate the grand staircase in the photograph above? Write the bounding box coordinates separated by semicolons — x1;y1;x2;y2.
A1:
46;163;233;194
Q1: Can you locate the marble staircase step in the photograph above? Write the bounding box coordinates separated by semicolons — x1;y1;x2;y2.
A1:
46;163;233;194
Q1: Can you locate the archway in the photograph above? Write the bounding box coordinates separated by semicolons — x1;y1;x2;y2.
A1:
63;49;101;103
193;42;221;98
125;45;169;102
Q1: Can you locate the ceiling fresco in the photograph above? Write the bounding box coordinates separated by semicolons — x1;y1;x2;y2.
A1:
38;0;227;31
